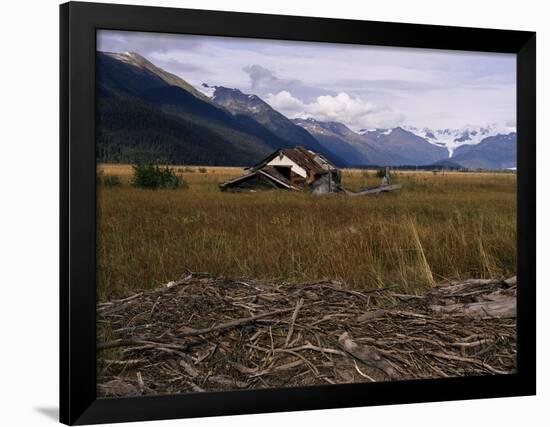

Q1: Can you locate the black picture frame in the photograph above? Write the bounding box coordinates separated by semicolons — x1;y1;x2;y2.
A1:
60;1;536;425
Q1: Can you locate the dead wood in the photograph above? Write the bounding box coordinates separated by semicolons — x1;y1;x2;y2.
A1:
343;184;402;196
97;273;516;397
177;307;296;337
338;332;399;379
284;298;304;347
430;298;516;319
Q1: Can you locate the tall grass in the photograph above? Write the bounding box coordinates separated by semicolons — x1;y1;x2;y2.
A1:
96;165;516;301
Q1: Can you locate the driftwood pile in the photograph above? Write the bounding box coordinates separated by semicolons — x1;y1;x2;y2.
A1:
97;274;516;397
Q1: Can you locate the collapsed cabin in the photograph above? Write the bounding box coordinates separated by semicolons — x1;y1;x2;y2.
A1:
219;146;342;193
219;146;402;195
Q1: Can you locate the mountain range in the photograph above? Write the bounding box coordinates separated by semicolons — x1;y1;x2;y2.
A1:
97;52;340;166
401;124;517;157
96;51;516;169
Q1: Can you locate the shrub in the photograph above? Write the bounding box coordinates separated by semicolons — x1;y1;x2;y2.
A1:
376;167;388;178
198;167;208;174
177;167;195;173
97;171;121;187
132;164;187;189
103;175;121;187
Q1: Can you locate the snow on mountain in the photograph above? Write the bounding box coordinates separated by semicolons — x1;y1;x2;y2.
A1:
190;80;515;161
199;83;216;98
403;124;516;157
357;128;396;137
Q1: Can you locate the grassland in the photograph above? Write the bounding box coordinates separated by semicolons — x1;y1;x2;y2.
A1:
96;165;516;302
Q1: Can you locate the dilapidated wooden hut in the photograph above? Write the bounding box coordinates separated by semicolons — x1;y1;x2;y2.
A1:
219;146;341;193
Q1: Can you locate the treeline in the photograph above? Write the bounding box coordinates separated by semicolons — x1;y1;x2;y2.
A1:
96;97;268;166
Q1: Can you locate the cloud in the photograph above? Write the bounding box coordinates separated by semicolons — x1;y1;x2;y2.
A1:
97;30;204;55
337;79;443;92
266;91;405;129
243;65;278;88
242;64;336;102
265;90;304;111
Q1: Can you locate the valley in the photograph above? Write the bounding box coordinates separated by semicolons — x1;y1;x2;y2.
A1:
96;51;516;170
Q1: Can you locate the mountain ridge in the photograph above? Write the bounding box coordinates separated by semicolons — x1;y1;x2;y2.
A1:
98;52;281;165
211;86;346;166
97;51;517;169
293;118;449;167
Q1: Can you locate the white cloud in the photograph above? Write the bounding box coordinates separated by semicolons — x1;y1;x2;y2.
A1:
266;91;405;129
265;90;304;111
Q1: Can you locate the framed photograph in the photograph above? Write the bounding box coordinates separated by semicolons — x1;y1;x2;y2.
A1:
60;1;536;425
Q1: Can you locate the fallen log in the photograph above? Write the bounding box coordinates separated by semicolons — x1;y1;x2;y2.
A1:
177;306;296;337
343;184;402;196
284;298;304;347
430;298;516;319
338;332;399;379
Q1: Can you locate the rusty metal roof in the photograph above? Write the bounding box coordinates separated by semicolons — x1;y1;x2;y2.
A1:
254;146;336;177
220;146;338;190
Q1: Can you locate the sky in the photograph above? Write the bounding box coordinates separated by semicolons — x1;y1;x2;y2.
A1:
97;30;516;131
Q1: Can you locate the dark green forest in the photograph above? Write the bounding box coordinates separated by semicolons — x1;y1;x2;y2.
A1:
96;52;331;166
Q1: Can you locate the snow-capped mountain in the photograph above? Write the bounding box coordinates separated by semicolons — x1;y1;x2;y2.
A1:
295;119;448;166
402;124;516;157
99;51;516;169
313;123;516;168
451;133;517;169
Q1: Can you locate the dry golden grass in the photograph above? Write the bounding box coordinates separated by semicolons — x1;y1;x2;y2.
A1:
97;164;516;301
